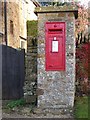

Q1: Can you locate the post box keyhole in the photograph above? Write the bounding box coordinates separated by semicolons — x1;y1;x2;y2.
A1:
54;24;57;27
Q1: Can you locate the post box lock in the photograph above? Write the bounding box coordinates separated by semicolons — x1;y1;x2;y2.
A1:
45;22;65;71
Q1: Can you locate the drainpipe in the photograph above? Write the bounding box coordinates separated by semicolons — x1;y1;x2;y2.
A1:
4;0;7;46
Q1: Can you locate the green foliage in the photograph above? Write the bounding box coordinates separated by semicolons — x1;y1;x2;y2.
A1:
41;2;73;6
3;99;37;114
52;2;70;6
6;98;26;109
74;96;88;118
27;20;38;37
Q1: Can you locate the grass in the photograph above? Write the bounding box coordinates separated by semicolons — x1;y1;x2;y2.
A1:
74;96;89;119
3;98;36;114
6;98;26;109
3;96;89;118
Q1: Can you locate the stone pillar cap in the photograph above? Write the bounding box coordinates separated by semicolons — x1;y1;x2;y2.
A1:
35;5;78;19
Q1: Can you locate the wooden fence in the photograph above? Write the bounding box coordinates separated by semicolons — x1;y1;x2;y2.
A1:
76;32;90;47
1;45;25;100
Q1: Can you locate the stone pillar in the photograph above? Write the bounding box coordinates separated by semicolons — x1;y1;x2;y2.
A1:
35;5;78;109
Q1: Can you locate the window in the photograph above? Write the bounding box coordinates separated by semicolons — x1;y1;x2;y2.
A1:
20;40;27;52
21;41;25;49
10;20;14;34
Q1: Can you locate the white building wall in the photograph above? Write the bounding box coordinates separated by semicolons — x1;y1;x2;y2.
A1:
27;0;37;20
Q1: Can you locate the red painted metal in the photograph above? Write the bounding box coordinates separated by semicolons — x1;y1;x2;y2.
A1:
45;22;65;71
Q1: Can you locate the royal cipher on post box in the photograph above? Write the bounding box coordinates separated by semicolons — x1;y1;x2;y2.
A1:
45;22;65;71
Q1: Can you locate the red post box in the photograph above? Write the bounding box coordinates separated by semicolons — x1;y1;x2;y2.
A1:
45;22;65;71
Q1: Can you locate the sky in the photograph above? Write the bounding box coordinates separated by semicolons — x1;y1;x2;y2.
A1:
79;0;90;7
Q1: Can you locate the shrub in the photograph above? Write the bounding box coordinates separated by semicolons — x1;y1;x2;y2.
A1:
27;20;38;37
76;43;89;96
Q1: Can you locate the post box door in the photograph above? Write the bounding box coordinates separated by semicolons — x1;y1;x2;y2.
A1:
45;22;65;71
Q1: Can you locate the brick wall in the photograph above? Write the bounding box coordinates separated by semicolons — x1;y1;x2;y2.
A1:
7;2;20;48
0;1;27;51
0;2;4;44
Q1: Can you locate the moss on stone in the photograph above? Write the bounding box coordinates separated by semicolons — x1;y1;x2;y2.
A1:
35;5;78;13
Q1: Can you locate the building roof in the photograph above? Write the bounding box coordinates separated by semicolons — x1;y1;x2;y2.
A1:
31;0;41;7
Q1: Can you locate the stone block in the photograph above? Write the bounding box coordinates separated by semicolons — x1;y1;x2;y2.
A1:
24;95;37;104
